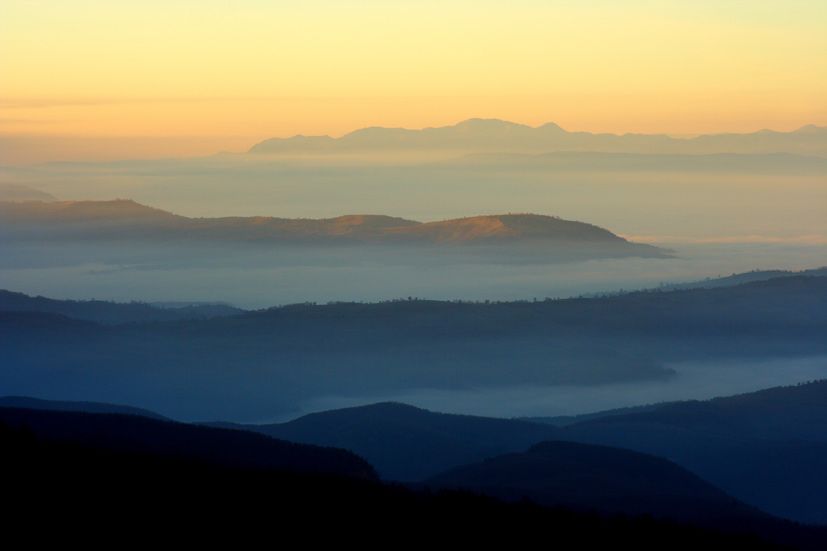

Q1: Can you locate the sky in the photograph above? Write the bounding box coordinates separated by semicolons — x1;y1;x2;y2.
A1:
1;0;826;162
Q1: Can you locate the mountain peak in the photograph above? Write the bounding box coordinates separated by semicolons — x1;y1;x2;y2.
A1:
538;121;565;131
453;118;530;130
300;402;428;420
794;123;827;134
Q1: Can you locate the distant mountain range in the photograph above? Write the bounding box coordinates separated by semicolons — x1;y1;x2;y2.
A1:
249;118;827;157
0;199;666;256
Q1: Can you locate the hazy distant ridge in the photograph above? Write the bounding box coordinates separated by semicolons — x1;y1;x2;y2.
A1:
0;183;57;202
250;118;827;156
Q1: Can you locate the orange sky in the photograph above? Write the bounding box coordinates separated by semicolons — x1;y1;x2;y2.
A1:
1;0;825;163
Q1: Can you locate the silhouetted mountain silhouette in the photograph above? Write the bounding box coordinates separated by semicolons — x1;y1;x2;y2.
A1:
3;409;803;549
0;406;374;478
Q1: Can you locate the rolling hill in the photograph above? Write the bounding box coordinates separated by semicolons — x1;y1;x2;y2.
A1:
214;379;827;524
222;402;560;481
8;378;827;528
426;440;764;524
557;380;827;523
0;199;665;256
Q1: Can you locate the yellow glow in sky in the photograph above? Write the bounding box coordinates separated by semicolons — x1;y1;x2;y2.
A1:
1;0;825;161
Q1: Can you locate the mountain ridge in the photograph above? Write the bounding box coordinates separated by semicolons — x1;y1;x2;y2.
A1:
249;118;827;156
557;379;827;523
0;199;664;254
0;289;244;324
0;395;169;420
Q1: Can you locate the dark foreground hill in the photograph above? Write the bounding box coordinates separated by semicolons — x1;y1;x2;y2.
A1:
423;441;827;548
0;408;815;549
0;407;374;479
225;402;560;481
556;380;827;524
222;380;827;525
0;395;169;420
426;441;767;525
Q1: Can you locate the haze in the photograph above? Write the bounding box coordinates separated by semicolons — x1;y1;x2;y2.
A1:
2;0;826;163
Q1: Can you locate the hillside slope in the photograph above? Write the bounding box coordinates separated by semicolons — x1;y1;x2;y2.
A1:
229;402;559;481
559;380;827;523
